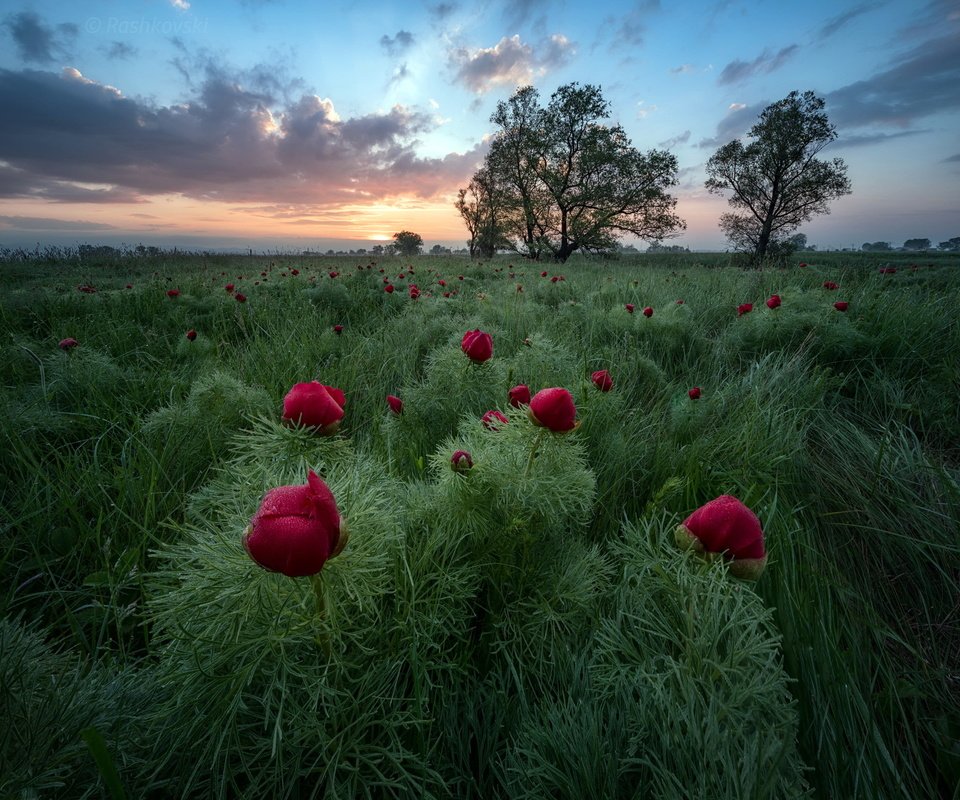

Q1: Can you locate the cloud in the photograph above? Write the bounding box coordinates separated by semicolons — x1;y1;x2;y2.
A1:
670;64;695;75
717;45;799;85
824;129;931;148
0;215;118;231
2;11;77;64
450;34;575;94
501;0;551;29
380;30;415;56
429;3;458;21
658;130;691;149
102;41;137;60
608;0;661;47
826;34;960;128
944;153;960;163
0;66;486;206
170;0;191;10
816;2;882;39
697;101;767;148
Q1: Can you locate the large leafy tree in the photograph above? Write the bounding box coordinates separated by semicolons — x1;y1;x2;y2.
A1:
458;83;684;262
705;90;851;260
392;230;423;256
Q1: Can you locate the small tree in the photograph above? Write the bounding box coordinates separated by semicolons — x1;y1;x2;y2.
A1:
903;238;931;251
705;91;851;260
938;237;960;252
392;230;423;257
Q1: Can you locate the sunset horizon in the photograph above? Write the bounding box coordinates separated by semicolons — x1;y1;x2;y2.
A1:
1;0;957;254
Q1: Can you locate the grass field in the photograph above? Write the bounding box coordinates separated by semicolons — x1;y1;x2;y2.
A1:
2;249;958;798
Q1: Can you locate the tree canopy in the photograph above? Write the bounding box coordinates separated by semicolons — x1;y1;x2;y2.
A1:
392;230;423;256
457;83;685;262
705;90;851;260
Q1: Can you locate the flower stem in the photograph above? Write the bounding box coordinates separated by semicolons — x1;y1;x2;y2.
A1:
310;573;332;656
523;428;546;479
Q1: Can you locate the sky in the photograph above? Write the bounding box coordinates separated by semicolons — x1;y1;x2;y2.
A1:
0;0;957;253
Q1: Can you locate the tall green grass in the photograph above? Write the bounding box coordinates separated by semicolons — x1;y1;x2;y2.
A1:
1;250;957;797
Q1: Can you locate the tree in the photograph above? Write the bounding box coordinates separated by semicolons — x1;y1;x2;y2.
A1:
458;83;684;262
862;241;892;252
938;237;960;252
392;230;423;256
705;91;851;260
455;166;512;258
903;238;931;250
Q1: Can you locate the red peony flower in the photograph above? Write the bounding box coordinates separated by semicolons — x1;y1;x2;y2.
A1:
591;370;613;392
386;394;403;414
58;337;78;351
408;285;421;299
438;279;446;287
822;281;839;290
508;384;531;407
291;269;299;276
688;386;701;400
625;303;635;313
78;284;96;294
235;293;247;303
528;387;577;432
125;284;133;289
461;329;493;363
329;271;339;279
833;301;849;312
385;284;395;294
167;289;180;298
333;324;343;334
879;267;897;274
551;275;559;283
676;299;684;305
766;294;781;309
798;262;807;268
737;303;753;316
243;470;347;577
225;283;235;292
481;409;509;430
282;381;345;434
186;329;197;341
642;306;653;318
674;495;767;579
450;450;473;472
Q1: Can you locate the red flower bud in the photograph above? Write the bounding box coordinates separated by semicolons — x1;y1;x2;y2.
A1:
676;299;684;305
235;293;247;303
438;279;446;286
386;394;403;414
282;381;345;434
674;495;767;579
550;275;559;283
688;386;701;400
528;387;577;432
508;384;531;408
766;294;781;309
186;329;197;341
243;470;347;577
625;303;635;313
167;289;180;298
822;281;839;290
58;337;78;351
833;301;849;312
737;303;753;316
385;284;395;294
333;324;343;334
541;271;548;277
481;409;509;430
329;271;339;279
451;450;473;472
225;283;235;292
461;329;493;363
642;306;653;318
591;370;613;392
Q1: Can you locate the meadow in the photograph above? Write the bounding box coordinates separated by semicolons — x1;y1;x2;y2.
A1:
1;249;958;798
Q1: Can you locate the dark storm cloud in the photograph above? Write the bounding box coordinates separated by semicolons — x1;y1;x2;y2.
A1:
380;30;415;56
826;34;960;128
2;11;77;63
0;67;485;205
717;45;799;85
816;2;882;39
450;34;575;94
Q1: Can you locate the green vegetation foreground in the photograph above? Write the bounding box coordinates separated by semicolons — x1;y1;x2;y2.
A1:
1;251;958;798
